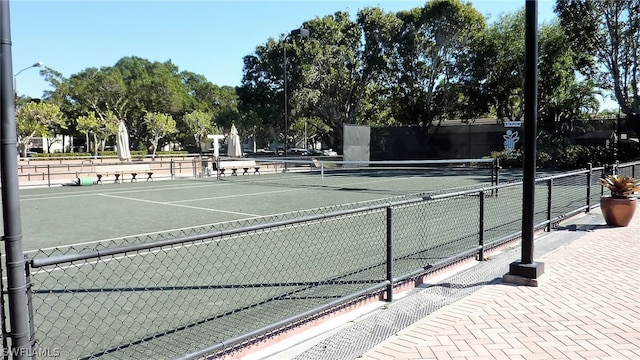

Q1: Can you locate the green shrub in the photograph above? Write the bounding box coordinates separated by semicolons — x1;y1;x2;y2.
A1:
157;151;189;155
537;151;553;168
30;152;91;159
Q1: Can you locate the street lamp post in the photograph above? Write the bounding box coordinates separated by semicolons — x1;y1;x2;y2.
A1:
283;27;309;170
14;61;43;94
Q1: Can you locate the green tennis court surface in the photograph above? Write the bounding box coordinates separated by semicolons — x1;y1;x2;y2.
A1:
16;167;494;253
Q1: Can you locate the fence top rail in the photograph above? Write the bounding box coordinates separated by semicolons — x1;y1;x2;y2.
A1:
617;161;640;168
535;168;591;182
250;158;495;165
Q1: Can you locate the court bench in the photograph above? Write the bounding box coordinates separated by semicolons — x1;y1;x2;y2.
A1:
216;160;260;176
93;164;153;183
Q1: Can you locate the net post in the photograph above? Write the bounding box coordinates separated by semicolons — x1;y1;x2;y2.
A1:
321;162;325;186
493;158;500;196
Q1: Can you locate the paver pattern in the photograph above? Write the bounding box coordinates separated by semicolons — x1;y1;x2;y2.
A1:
360;210;640;360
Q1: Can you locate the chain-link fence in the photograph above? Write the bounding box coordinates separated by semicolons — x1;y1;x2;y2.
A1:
617;160;639;179
2;161;636;359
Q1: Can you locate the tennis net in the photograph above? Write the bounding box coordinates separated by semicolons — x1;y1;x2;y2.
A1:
212;158;498;196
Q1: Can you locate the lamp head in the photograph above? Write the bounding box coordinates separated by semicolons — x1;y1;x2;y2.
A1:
290;28;310;37
34;61;44;68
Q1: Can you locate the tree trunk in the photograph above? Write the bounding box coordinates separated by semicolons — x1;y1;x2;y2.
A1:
93;134;99;159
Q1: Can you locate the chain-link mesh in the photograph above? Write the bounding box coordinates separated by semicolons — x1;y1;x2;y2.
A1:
590;166;607;204
22;162;638;359
547;171;590;219
618;161;639;178
29;208;391;359
483;184;523;245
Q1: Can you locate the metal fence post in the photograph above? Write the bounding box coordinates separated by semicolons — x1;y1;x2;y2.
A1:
495;162;500;187
1;260;7;360
47;165;51;188
586;163;592;212
546;178;553;232
386;206;393;302
478;189;485;261
24;259;34;358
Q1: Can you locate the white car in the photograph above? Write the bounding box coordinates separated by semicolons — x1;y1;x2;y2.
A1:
322;149;338;156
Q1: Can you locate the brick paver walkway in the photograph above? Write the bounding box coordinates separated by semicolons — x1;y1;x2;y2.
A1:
360;209;640;360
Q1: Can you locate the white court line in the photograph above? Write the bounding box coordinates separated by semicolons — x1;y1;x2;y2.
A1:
167;187;307;203
98;193;260;217
18;181;231;201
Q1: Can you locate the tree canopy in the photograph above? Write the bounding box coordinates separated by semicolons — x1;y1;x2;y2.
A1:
555;0;640;136
27;0;635;156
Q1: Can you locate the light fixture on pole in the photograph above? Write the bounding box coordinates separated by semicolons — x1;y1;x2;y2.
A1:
283;27;309;170
13;61;43;94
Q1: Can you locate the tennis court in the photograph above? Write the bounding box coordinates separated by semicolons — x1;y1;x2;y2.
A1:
17;159;496;253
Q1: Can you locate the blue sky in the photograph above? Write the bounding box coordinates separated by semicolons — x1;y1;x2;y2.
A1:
11;0;558;100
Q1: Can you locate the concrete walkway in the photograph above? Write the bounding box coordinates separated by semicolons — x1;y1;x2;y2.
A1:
359;208;640;360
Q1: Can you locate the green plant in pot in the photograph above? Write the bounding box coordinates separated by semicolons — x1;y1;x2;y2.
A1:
598;175;640;227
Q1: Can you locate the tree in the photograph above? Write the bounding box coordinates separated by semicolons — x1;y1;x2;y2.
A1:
481;9;526;122
389;0;486;126
183;110;215;152
556;0;640;137
64;67;129;126
297;8;402;150
144;112;177;157
239;8;401;152
43;56;241;153
113;57;188;148
238;37;292;149
537;20;600;135
76;111;119;158
16;102;66;157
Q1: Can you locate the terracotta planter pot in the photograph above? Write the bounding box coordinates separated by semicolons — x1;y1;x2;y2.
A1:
599;196;637;227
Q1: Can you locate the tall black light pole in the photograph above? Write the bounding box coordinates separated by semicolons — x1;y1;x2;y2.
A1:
1;0;34;358
506;0;544;285
283;27;309;170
